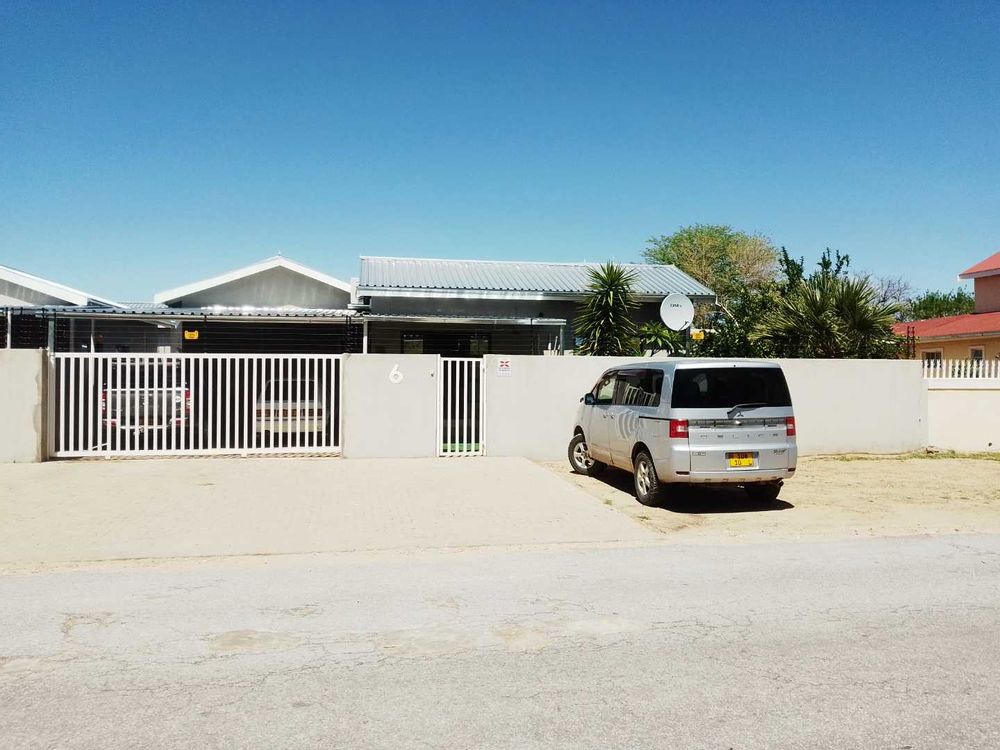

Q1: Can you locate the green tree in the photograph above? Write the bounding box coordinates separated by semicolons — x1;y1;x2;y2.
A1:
644;224;779;303
901;288;975;321
634;322;684;355
692;291;778;358
753;274;902;358
574;263;639;355
779;247;851;289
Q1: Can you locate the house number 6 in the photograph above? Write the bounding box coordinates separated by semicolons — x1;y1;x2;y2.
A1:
389;364;404;384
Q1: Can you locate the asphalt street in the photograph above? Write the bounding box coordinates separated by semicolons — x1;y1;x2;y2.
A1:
3;534;1000;749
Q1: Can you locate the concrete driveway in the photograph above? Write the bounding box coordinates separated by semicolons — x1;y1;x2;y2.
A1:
0;458;657;567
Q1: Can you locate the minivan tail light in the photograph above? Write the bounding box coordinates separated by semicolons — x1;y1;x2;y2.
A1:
669;419;689;439
785;417;797;437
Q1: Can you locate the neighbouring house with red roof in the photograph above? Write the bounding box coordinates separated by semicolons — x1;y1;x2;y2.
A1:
894;250;1000;363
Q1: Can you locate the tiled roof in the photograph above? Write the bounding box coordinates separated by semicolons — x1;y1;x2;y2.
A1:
358;257;715;298
959;250;1000;279
893;311;1000;339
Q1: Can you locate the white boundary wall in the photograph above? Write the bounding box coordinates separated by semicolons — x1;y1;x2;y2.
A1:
927;380;1000;452
482;356;928;459
775;359;927;454
9;351;998;462
0;349;46;463
341;353;440;458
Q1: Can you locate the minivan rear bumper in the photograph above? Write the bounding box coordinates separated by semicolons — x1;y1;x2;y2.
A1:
668;468;796;484
650;437;796;485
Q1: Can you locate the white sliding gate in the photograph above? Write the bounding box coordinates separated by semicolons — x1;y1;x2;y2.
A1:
49;353;342;458
437;357;484;456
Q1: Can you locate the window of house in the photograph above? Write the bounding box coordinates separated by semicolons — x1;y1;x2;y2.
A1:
402;333;424;354
970;347;985;361
921;351;943;362
468;335;491;357
614;369;664;407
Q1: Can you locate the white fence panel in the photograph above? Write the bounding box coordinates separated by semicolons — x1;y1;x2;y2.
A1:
50;353;341;458
923;359;1000;379
437;358;484;456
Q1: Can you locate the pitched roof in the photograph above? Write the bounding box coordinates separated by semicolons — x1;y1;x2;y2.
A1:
19;304;356;319
959;250;1000;279
357;257;715;298
153;256;352;305
0;264;122;307
893;311;1000;339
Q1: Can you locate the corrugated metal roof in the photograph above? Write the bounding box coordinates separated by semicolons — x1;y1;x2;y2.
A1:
122;302;171;312
358;257;715;298
6;305;356;319
365;313;566;325
0;264;123;307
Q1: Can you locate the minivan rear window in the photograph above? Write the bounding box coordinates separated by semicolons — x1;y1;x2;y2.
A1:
671;367;791;409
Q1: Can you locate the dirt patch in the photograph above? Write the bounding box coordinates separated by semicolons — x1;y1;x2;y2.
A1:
542;456;1000;543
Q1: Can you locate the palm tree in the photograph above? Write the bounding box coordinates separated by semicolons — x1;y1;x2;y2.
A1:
753;275;902;358
574;263;639;355
634;321;683;356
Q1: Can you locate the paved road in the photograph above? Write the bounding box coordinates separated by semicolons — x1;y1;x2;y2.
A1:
3;534;1000;749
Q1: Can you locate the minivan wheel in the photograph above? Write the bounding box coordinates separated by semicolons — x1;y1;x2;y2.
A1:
633;450;661;506
568;434;605;476
745;481;782;503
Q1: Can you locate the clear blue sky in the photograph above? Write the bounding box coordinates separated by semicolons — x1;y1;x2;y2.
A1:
2;1;998;301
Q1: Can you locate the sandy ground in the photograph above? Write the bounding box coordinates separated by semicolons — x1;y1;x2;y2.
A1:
544;455;1000;542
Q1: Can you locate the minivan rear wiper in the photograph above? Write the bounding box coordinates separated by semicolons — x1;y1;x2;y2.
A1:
727;402;768;419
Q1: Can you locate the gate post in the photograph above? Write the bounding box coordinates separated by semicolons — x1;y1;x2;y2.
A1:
45;350;56;461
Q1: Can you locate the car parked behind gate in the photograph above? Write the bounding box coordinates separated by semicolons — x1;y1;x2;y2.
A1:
255;379;327;443
102;360;191;447
568;360;797;505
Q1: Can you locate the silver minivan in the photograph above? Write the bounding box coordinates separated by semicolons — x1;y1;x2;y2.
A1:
568;360;797;505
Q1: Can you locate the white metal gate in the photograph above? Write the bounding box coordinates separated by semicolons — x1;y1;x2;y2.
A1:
49;353;342;458
437;357;484;456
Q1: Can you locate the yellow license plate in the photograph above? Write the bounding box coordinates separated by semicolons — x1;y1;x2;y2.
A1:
727;452;755;468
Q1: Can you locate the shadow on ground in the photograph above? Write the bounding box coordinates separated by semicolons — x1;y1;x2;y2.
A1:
592;469;794;514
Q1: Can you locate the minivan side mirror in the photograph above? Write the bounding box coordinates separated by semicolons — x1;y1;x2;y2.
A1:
583;393;596;406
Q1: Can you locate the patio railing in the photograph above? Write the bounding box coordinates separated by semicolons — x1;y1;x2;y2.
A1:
922;358;1000;379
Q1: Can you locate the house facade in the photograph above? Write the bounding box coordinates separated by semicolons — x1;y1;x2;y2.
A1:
2;256;359;353
2;254;714;356
357;256;714;355
0;263;134;350
895;250;1000;362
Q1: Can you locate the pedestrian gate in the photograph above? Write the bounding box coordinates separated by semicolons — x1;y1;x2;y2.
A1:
49;353;342;458
437;357;484;456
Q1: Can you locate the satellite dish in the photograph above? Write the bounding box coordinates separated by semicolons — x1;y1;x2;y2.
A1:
659;293;695;331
